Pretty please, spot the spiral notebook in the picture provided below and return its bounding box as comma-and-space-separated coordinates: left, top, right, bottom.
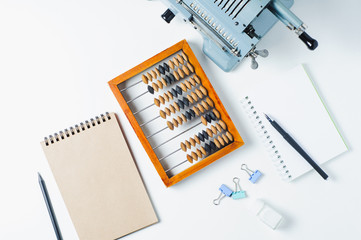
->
241, 66, 348, 181
41, 112, 158, 239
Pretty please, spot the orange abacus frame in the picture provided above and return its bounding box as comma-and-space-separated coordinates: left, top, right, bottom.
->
108, 40, 244, 187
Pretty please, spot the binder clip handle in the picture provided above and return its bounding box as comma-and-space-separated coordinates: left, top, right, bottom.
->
213, 192, 226, 205
233, 177, 241, 192
241, 164, 254, 177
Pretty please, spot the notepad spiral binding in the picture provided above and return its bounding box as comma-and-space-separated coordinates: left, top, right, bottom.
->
241, 97, 292, 181
44, 112, 111, 146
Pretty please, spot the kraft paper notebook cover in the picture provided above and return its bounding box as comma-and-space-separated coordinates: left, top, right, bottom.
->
241, 66, 348, 181
41, 112, 158, 240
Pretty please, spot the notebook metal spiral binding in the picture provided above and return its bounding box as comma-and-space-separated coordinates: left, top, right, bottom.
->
241, 96, 292, 181
44, 112, 111, 146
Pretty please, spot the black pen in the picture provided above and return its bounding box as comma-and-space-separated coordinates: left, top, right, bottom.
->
264, 114, 328, 180
38, 173, 63, 240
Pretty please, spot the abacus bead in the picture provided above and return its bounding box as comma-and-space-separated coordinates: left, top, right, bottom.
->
206, 98, 214, 108
189, 109, 196, 117
161, 77, 167, 86
158, 65, 165, 74
165, 108, 171, 116
210, 141, 217, 151
201, 101, 209, 110
185, 111, 192, 120
182, 65, 190, 75
172, 57, 180, 67
177, 54, 184, 65
212, 109, 221, 119
222, 134, 229, 144
181, 114, 187, 122
155, 68, 161, 77
198, 132, 204, 142
181, 142, 187, 152
146, 72, 152, 82
226, 132, 234, 142
165, 75, 171, 85
163, 62, 170, 72
191, 151, 198, 161
206, 128, 213, 138
199, 85, 207, 96
195, 89, 203, 98
159, 96, 166, 104
191, 92, 198, 101
156, 80, 163, 89
180, 83, 187, 92
193, 75, 201, 84
167, 90, 174, 100
202, 130, 209, 140
218, 136, 225, 146
215, 123, 222, 132
168, 60, 175, 69
178, 68, 185, 78
209, 112, 217, 121
154, 98, 160, 107
163, 93, 170, 102
211, 125, 217, 134
169, 105, 176, 113
142, 74, 148, 84
177, 116, 183, 125
171, 88, 178, 98
196, 149, 202, 158
187, 62, 194, 73
194, 135, 200, 144
189, 138, 196, 147
160, 110, 166, 119
169, 73, 176, 83
183, 97, 190, 106
200, 146, 207, 155
181, 51, 188, 62
205, 114, 212, 123
173, 71, 180, 81
148, 85, 154, 94
185, 80, 192, 90
188, 77, 196, 86
219, 120, 227, 130
197, 103, 205, 113
214, 138, 221, 148
201, 116, 207, 125
187, 154, 193, 163
176, 85, 183, 95
185, 140, 191, 149
187, 94, 194, 104
193, 106, 200, 116
178, 100, 185, 109
150, 70, 157, 79
152, 82, 159, 92
204, 143, 211, 153
167, 121, 174, 130
173, 102, 180, 111
172, 118, 179, 127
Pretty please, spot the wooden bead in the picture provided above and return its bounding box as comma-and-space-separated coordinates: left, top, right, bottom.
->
154, 98, 160, 107
191, 151, 198, 161
173, 71, 180, 81
195, 89, 203, 98
178, 68, 185, 79
215, 123, 222, 132
214, 138, 221, 148
172, 118, 179, 127
185, 80, 192, 90
197, 103, 205, 113
196, 149, 202, 158
181, 113, 187, 123
159, 95, 165, 104
177, 54, 184, 65
150, 70, 157, 79
217, 136, 225, 146
173, 102, 180, 111
180, 82, 187, 92
152, 82, 159, 92
160, 110, 166, 119
182, 65, 190, 75
191, 92, 198, 101
177, 116, 183, 125
212, 109, 220, 119
168, 60, 175, 70
201, 116, 207, 126
185, 140, 191, 149
211, 125, 217, 134
189, 137, 196, 147
188, 77, 196, 86
167, 121, 174, 130
156, 80, 163, 89
187, 154, 193, 163
163, 93, 169, 102
193, 75, 201, 84
199, 146, 207, 155
201, 101, 209, 110
187, 94, 194, 104
181, 142, 187, 152
165, 108, 171, 116
226, 132, 233, 142
161, 77, 167, 87
155, 68, 161, 77
141, 74, 148, 84
187, 62, 194, 73
146, 72, 152, 82
222, 134, 229, 144
168, 105, 175, 114
172, 57, 180, 67
181, 51, 188, 62
167, 91, 174, 100
206, 128, 213, 138
206, 98, 214, 108
199, 85, 207, 96
218, 120, 227, 130
193, 106, 200, 116
194, 135, 200, 144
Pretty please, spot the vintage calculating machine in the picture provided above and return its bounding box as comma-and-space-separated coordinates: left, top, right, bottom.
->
156, 0, 318, 71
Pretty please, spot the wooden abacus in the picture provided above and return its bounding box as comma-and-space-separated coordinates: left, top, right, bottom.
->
108, 40, 244, 187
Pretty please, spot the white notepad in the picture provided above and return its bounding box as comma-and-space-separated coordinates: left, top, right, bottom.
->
241, 66, 348, 181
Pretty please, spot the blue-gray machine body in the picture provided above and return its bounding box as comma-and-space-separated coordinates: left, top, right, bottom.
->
158, 0, 318, 71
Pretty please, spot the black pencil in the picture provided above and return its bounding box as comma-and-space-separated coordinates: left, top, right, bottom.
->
38, 173, 63, 240
264, 114, 328, 180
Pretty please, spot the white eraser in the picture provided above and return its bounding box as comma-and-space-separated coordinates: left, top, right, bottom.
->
250, 200, 283, 230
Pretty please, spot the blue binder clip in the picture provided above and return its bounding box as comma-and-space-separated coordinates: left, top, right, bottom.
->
232, 177, 246, 199
213, 184, 233, 205
241, 164, 262, 184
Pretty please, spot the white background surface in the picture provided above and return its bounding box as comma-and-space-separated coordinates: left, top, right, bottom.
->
1, 0, 360, 239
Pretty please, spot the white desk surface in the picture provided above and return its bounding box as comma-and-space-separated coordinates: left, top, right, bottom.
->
1, 0, 361, 239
